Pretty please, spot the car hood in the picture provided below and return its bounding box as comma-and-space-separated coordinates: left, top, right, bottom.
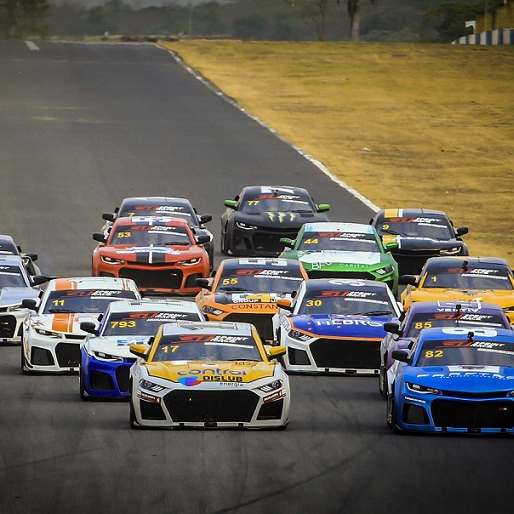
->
235, 211, 328, 229
30, 313, 101, 335
404, 365, 514, 393
100, 245, 205, 263
88, 335, 153, 357
290, 314, 391, 338
0, 287, 38, 307
145, 360, 276, 383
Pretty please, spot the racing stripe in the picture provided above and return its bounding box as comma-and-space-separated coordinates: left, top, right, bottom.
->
152, 251, 166, 264
384, 209, 400, 219
54, 279, 76, 291
52, 314, 74, 333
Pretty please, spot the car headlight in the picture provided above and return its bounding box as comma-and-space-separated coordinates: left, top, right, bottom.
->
178, 257, 201, 265
439, 247, 461, 256
203, 305, 225, 316
289, 329, 312, 342
35, 328, 61, 338
375, 265, 394, 276
139, 379, 167, 393
236, 222, 258, 230
258, 380, 283, 393
101, 255, 125, 265
93, 351, 123, 362
406, 382, 440, 395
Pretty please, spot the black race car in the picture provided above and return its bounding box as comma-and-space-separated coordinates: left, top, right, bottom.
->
0, 234, 41, 276
101, 196, 214, 269
220, 185, 330, 256
370, 208, 468, 275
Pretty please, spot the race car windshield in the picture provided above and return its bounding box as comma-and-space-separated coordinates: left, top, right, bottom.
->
152, 334, 262, 362
43, 290, 138, 314
110, 225, 193, 246
242, 193, 314, 213
216, 269, 304, 293
297, 232, 379, 252
102, 311, 203, 336
422, 267, 513, 290
0, 266, 28, 288
378, 218, 454, 239
299, 290, 395, 316
415, 339, 514, 368
405, 312, 508, 337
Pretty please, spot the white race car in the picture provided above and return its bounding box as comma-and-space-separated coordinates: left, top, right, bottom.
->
0, 255, 51, 344
79, 298, 206, 400
129, 321, 289, 429
21, 277, 141, 374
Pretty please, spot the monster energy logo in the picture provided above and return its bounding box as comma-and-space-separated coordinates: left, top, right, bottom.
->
267, 212, 297, 222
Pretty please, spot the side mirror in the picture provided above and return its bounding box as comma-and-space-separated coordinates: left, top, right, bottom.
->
400, 275, 418, 286
276, 298, 293, 311
31, 275, 54, 286
93, 232, 107, 244
25, 253, 38, 261
80, 321, 98, 336
196, 235, 210, 245
455, 227, 469, 237
22, 299, 38, 311
102, 212, 115, 222
384, 321, 402, 335
196, 278, 211, 290
383, 240, 399, 251
224, 200, 237, 209
268, 346, 286, 359
317, 203, 330, 212
199, 214, 212, 224
129, 343, 149, 359
391, 350, 410, 363
280, 238, 294, 246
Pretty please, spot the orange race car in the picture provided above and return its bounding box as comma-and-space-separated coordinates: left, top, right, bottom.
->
401, 256, 514, 323
92, 216, 210, 296
195, 257, 308, 342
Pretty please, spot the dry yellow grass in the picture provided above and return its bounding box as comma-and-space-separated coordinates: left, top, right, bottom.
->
160, 41, 514, 266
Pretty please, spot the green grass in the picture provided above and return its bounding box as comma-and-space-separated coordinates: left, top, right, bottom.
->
160, 41, 514, 266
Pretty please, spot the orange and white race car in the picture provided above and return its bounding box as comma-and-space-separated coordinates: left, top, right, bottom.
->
195, 257, 308, 342
92, 216, 210, 296
21, 276, 141, 373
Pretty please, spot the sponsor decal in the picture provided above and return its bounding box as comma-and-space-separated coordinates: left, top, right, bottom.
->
178, 376, 202, 387
263, 389, 286, 404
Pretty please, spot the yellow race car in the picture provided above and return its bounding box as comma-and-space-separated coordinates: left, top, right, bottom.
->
401, 256, 514, 323
195, 257, 308, 342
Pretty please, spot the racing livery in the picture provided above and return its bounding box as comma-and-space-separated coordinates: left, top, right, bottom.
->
0, 255, 51, 343
387, 327, 514, 434
129, 321, 289, 429
279, 222, 399, 295
79, 299, 205, 400
400, 256, 514, 323
21, 277, 141, 374
379, 300, 512, 397
195, 258, 308, 342
101, 196, 214, 269
220, 185, 330, 256
273, 278, 402, 374
92, 216, 210, 296
371, 208, 469, 275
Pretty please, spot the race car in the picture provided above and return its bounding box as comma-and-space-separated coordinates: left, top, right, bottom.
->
0, 255, 52, 344
128, 321, 289, 429
195, 257, 308, 343
273, 278, 402, 374
220, 185, 330, 257
379, 300, 512, 397
386, 327, 514, 434
100, 196, 214, 269
92, 216, 210, 296
79, 299, 205, 400
21, 277, 141, 374
0, 234, 41, 276
279, 222, 399, 295
400, 256, 514, 322
370, 208, 469, 275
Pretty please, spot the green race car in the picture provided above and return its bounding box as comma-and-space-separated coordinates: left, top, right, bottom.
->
279, 222, 399, 295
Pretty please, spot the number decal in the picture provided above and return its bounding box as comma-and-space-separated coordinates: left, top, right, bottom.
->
306, 299, 322, 307
222, 278, 238, 285
110, 321, 136, 329
52, 299, 65, 307
414, 321, 433, 330
117, 231, 132, 238
303, 238, 319, 245
424, 350, 443, 358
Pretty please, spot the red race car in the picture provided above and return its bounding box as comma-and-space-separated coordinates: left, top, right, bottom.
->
92, 216, 210, 296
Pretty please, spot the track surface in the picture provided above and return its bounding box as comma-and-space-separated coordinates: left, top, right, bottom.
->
0, 41, 512, 514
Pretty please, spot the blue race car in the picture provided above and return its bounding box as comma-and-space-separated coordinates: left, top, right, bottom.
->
379, 301, 512, 397
387, 327, 514, 434
79, 299, 205, 400
273, 278, 402, 375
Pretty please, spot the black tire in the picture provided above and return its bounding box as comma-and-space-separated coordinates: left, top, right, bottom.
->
386, 390, 403, 434
220, 227, 229, 255
129, 398, 143, 430
379, 364, 387, 398
20, 340, 30, 374
79, 370, 89, 401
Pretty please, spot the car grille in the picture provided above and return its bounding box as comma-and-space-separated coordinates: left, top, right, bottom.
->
163, 390, 259, 422
56, 342, 81, 367
224, 313, 275, 341
91, 370, 115, 390
307, 270, 376, 281
119, 268, 183, 290
0, 315, 17, 339
116, 363, 134, 392
310, 338, 380, 370
431, 399, 514, 429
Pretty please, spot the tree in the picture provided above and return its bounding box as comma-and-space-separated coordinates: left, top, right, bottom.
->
283, 0, 333, 41
337, 0, 377, 41
0, 0, 49, 38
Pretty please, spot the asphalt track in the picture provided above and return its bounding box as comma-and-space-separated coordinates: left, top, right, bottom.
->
0, 40, 512, 514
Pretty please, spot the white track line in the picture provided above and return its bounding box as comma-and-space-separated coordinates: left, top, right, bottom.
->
25, 41, 39, 51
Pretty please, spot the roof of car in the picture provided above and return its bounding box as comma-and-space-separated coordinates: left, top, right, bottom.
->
376, 208, 449, 219
219, 257, 302, 271
159, 321, 256, 337
303, 277, 390, 291
406, 300, 506, 314
424, 256, 510, 270
106, 299, 202, 314
47, 277, 139, 292
112, 215, 191, 228
302, 222, 375, 234
240, 185, 310, 195
119, 197, 194, 208
416, 326, 514, 342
